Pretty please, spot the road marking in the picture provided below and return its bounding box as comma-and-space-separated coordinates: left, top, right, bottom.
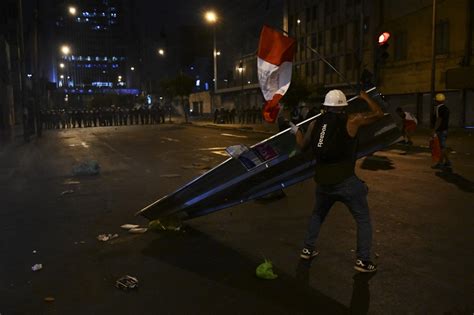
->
161, 137, 180, 142
211, 150, 229, 157
197, 147, 227, 151
220, 133, 248, 138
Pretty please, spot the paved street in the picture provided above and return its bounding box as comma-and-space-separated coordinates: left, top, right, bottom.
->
0, 123, 473, 314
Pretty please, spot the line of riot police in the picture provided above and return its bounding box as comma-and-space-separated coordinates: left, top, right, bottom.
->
40, 105, 167, 130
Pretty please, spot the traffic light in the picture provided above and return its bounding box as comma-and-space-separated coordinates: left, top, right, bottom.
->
376, 32, 391, 63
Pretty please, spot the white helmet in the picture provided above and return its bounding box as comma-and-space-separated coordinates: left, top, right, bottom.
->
323, 89, 348, 107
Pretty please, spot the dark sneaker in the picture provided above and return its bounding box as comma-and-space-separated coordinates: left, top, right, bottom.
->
431, 163, 443, 169
300, 248, 319, 260
443, 161, 452, 168
354, 259, 377, 273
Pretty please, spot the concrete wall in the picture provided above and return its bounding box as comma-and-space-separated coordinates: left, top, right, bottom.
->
189, 91, 212, 114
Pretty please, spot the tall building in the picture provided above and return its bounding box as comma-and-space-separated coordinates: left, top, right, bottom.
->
285, 0, 378, 93
51, 0, 139, 105
284, 0, 474, 127
0, 0, 25, 134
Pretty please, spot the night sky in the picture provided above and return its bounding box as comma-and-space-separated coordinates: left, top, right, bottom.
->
23, 0, 283, 81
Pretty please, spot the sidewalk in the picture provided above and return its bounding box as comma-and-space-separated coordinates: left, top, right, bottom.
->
181, 116, 474, 154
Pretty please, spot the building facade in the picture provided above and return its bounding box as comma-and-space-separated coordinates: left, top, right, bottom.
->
51, 0, 139, 106
378, 0, 474, 127
285, 0, 474, 127
0, 0, 25, 135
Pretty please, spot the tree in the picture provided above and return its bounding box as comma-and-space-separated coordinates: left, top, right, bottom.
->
159, 74, 194, 123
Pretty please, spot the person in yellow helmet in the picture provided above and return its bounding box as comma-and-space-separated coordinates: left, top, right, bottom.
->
432, 93, 451, 169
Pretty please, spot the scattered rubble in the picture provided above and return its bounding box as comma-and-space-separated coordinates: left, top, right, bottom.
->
72, 160, 100, 176
31, 264, 43, 272
148, 217, 182, 232
129, 227, 148, 234
63, 179, 81, 185
116, 275, 139, 291
97, 234, 119, 242
120, 224, 140, 230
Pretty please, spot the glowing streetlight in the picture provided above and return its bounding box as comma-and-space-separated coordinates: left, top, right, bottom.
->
216, 51, 221, 56
130, 66, 135, 71
59, 63, 65, 69
68, 6, 77, 16
205, 11, 217, 23
61, 45, 71, 55
60, 75, 64, 79
158, 48, 165, 56
204, 10, 219, 94
297, 19, 301, 24
118, 75, 122, 81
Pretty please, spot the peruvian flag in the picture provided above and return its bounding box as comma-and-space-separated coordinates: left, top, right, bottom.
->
257, 25, 296, 123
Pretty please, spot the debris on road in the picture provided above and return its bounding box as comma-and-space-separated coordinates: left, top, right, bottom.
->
375, 252, 380, 258
44, 297, 55, 303
148, 217, 182, 232
32, 264, 43, 272
63, 179, 81, 185
97, 233, 119, 242
60, 190, 74, 196
115, 275, 139, 291
120, 224, 140, 230
160, 174, 181, 178
129, 227, 148, 234
72, 160, 100, 176
256, 260, 278, 280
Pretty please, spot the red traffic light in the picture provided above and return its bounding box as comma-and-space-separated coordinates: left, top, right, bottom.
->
378, 32, 391, 45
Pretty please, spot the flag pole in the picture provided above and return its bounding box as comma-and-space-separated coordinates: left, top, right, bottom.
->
277, 27, 357, 92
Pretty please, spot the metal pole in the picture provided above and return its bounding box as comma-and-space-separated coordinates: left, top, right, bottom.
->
429, 0, 437, 128
213, 25, 218, 93
34, 0, 41, 137
279, 28, 356, 91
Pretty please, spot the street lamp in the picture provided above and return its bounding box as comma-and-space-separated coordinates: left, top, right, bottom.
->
61, 45, 71, 55
59, 63, 65, 69
238, 62, 244, 111
158, 48, 165, 56
205, 11, 217, 23
68, 6, 77, 16
204, 10, 218, 94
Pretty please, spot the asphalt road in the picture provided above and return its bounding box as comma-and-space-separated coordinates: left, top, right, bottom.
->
0, 124, 473, 314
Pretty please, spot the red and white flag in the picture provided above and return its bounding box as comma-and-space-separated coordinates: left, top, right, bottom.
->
257, 25, 296, 123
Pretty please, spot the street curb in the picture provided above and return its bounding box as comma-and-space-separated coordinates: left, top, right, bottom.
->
185, 122, 276, 135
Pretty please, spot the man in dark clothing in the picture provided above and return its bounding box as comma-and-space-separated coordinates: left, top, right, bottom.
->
291, 90, 383, 273
431, 93, 451, 169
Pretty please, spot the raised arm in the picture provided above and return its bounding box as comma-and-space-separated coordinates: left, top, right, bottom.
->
347, 91, 384, 137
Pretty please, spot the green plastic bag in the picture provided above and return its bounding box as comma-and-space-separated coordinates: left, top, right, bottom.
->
256, 259, 278, 280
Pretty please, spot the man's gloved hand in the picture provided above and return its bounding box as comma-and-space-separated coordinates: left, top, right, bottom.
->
289, 122, 299, 135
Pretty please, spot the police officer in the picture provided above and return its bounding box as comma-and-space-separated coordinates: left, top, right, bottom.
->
291, 90, 383, 273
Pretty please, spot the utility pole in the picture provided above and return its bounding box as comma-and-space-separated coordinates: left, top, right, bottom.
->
429, 0, 437, 128
17, 0, 29, 141
33, 0, 41, 137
